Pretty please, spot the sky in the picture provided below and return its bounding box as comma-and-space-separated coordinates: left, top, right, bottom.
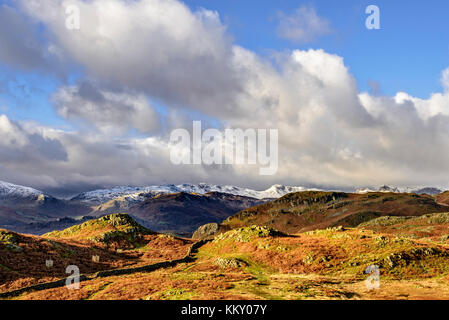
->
185, 0, 449, 98
1, 0, 449, 196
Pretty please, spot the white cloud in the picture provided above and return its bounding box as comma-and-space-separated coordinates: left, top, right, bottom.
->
441, 67, 449, 91
0, 115, 67, 167
20, 0, 240, 117
0, 115, 29, 148
276, 5, 332, 43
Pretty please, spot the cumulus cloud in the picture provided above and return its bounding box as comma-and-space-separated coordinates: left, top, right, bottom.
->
53, 82, 161, 135
20, 0, 244, 118
0, 115, 67, 166
1, 0, 449, 193
276, 5, 332, 43
387, 70, 449, 120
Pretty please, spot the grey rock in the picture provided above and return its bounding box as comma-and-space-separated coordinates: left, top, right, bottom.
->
192, 223, 220, 239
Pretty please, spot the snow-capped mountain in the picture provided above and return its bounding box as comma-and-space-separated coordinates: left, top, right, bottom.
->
256, 185, 321, 199
355, 185, 400, 194
0, 179, 446, 236
355, 185, 443, 195
407, 187, 443, 195
72, 183, 319, 204
0, 180, 46, 200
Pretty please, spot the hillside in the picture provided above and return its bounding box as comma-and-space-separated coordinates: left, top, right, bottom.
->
0, 181, 91, 234
5, 220, 449, 300
358, 212, 449, 241
436, 191, 449, 206
221, 191, 449, 234
0, 214, 193, 294
2, 188, 449, 300
125, 192, 265, 236
44, 214, 154, 248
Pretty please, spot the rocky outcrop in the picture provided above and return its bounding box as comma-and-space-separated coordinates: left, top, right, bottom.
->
0, 230, 23, 252
192, 223, 220, 239
213, 225, 285, 243
213, 257, 248, 269
44, 213, 154, 249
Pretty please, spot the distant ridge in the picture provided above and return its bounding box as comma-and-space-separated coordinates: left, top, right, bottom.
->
356, 185, 443, 195
0, 181, 46, 199
71, 183, 320, 204
0, 180, 444, 204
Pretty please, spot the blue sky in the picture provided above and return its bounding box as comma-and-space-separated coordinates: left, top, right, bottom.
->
184, 0, 449, 97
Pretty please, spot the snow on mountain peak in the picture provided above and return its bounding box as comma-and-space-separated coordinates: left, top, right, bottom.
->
72, 183, 319, 204
355, 185, 442, 195
0, 179, 444, 205
259, 185, 320, 199
0, 181, 45, 199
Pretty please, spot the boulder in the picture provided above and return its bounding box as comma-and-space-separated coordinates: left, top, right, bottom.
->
213, 257, 248, 269
192, 223, 220, 239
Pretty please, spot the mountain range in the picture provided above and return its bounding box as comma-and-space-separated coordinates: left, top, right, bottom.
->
1, 181, 296, 235
71, 183, 317, 204
0, 180, 446, 236
355, 185, 443, 195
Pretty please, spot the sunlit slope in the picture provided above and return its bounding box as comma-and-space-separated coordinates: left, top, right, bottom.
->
11, 224, 449, 300
222, 191, 448, 234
